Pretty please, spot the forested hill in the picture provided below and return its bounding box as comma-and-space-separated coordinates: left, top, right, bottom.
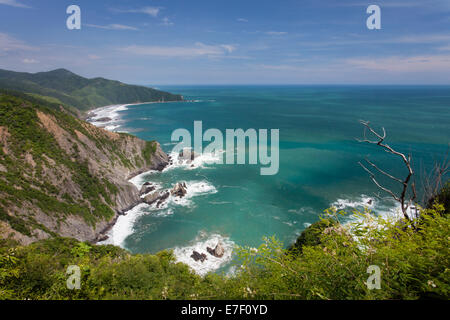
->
0, 68, 183, 112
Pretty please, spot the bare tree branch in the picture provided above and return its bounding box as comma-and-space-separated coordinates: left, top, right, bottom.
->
358, 161, 400, 202
357, 120, 416, 222
364, 157, 404, 184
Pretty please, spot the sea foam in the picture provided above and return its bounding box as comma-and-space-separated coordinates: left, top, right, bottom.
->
164, 149, 225, 171
99, 203, 150, 247
87, 104, 130, 132
172, 231, 235, 276
100, 180, 218, 248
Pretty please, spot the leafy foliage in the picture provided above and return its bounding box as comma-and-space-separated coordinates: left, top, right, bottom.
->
0, 204, 448, 300
287, 217, 338, 255
427, 181, 450, 216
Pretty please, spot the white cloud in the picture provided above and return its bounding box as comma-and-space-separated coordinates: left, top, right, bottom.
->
259, 64, 302, 71
88, 54, 101, 60
336, 0, 448, 8
237, 18, 248, 22
346, 55, 450, 72
160, 17, 174, 26
219, 45, 236, 53
438, 45, 450, 51
85, 24, 139, 31
119, 42, 236, 58
22, 58, 38, 64
113, 6, 161, 17
0, 33, 37, 52
0, 0, 30, 8
394, 34, 450, 44
139, 7, 160, 16
265, 31, 288, 36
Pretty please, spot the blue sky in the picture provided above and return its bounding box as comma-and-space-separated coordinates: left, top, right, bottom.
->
0, 0, 449, 84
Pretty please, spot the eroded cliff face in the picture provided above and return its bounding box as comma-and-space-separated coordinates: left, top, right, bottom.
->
0, 93, 169, 244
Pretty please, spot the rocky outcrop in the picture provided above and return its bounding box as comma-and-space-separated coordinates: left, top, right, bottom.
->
171, 182, 187, 198
179, 148, 198, 161
190, 242, 225, 263
140, 181, 188, 210
207, 242, 225, 258
191, 251, 207, 263
143, 191, 170, 208
140, 182, 156, 195
95, 117, 112, 122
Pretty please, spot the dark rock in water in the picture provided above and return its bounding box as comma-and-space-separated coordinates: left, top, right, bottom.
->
367, 199, 373, 205
171, 182, 187, 198
96, 234, 109, 242
140, 182, 155, 195
191, 251, 207, 262
143, 190, 169, 207
142, 186, 155, 194
96, 117, 112, 122
206, 242, 225, 258
179, 148, 197, 161
156, 191, 170, 208
143, 192, 160, 205
154, 163, 167, 171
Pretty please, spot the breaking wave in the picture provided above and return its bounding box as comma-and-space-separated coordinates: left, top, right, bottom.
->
172, 231, 235, 276
100, 180, 217, 247
330, 194, 403, 222
164, 149, 225, 171
87, 104, 130, 132
99, 203, 150, 247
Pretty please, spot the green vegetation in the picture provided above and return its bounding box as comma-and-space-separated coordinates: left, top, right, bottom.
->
1, 201, 448, 300
0, 81, 447, 300
427, 181, 450, 216
142, 140, 158, 166
0, 92, 155, 236
287, 216, 338, 255
0, 68, 183, 111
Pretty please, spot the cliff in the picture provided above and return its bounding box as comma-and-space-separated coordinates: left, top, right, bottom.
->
0, 92, 169, 244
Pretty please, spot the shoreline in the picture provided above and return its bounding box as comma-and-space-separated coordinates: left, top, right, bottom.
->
82, 99, 190, 121
94, 164, 169, 244
84, 100, 176, 244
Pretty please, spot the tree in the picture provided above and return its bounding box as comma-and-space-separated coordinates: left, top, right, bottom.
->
357, 120, 417, 221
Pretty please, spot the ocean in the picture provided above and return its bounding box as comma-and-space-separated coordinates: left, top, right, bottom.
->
89, 85, 450, 275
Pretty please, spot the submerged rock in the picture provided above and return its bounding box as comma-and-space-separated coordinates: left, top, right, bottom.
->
191, 251, 207, 263
206, 241, 225, 258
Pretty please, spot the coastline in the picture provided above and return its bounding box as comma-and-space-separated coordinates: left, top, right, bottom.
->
93, 159, 169, 244
82, 99, 190, 121
84, 101, 174, 244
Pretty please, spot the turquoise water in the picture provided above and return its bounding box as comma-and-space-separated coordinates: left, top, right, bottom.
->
98, 86, 450, 274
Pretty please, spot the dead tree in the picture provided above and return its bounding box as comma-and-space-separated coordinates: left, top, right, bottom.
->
357, 120, 417, 222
